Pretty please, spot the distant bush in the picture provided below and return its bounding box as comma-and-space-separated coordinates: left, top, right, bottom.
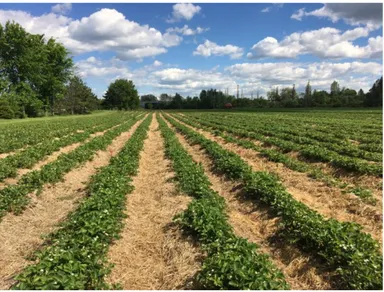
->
0, 99, 14, 119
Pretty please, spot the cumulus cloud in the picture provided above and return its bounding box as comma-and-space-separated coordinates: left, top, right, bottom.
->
247, 27, 382, 59
291, 3, 383, 29
149, 67, 236, 94
0, 8, 182, 61
153, 60, 163, 67
166, 25, 209, 36
76, 56, 382, 97
75, 57, 132, 79
51, 3, 72, 15
194, 40, 244, 59
147, 61, 381, 96
226, 61, 382, 91
167, 3, 201, 23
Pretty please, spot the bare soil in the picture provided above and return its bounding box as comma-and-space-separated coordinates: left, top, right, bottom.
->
106, 114, 202, 289
162, 115, 334, 290
169, 114, 383, 247
0, 117, 146, 289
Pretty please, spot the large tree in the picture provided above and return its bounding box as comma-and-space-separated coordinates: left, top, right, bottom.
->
103, 79, 139, 110
140, 94, 157, 102
0, 21, 73, 117
365, 77, 383, 107
55, 76, 99, 114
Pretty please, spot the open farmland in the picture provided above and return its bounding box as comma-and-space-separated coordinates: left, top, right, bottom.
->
0, 109, 382, 290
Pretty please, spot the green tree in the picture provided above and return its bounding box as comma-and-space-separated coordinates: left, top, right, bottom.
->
304, 80, 312, 107
39, 38, 73, 115
55, 76, 99, 114
330, 80, 340, 96
0, 21, 73, 117
140, 94, 157, 102
103, 79, 139, 110
171, 93, 183, 109
365, 77, 383, 107
280, 86, 299, 107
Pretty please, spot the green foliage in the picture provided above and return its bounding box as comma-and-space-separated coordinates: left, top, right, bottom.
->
55, 76, 99, 115
103, 79, 140, 110
0, 98, 14, 118
365, 77, 383, 107
13, 114, 152, 289
157, 114, 289, 290
0, 113, 136, 181
184, 112, 382, 176
165, 113, 383, 290
173, 113, 376, 203
0, 113, 143, 218
0, 21, 73, 117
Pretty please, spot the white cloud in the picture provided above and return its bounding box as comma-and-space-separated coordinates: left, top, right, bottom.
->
225, 61, 382, 93
0, 8, 182, 61
261, 4, 283, 13
261, 7, 271, 13
167, 3, 201, 23
146, 61, 381, 96
291, 3, 383, 29
75, 57, 132, 79
166, 25, 209, 36
194, 40, 244, 59
75, 56, 382, 97
247, 27, 382, 59
51, 3, 72, 15
150, 67, 237, 95
291, 8, 305, 21
153, 60, 163, 67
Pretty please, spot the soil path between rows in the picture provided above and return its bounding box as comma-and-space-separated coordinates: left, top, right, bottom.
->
0, 122, 125, 189
106, 114, 202, 290
162, 114, 333, 290
0, 116, 146, 289
169, 114, 382, 246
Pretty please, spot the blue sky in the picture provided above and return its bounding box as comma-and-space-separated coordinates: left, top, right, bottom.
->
0, 2, 382, 97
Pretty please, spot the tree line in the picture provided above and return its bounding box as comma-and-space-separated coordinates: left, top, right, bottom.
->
141, 77, 382, 110
0, 21, 140, 119
0, 21, 381, 118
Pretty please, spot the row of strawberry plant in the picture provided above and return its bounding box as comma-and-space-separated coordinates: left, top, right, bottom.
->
191, 111, 382, 142
0, 113, 143, 181
165, 114, 382, 290
172, 114, 375, 204
187, 112, 382, 155
0, 112, 132, 154
0, 113, 144, 219
12, 114, 152, 289
183, 114, 382, 176
157, 114, 289, 290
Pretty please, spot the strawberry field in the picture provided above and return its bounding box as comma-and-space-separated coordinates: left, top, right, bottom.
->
0, 109, 382, 290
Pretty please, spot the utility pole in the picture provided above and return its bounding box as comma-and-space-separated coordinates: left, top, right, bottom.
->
236, 84, 239, 99
241, 88, 243, 98
251, 91, 253, 99
257, 88, 260, 99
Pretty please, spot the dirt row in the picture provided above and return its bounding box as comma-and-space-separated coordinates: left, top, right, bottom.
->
161, 114, 334, 290
177, 114, 383, 196
1, 112, 379, 290
0, 116, 146, 289
106, 114, 202, 289
0, 121, 128, 189
168, 114, 383, 246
